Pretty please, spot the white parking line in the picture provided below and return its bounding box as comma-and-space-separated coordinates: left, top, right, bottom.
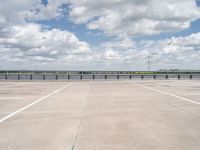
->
135, 82, 200, 105
0, 83, 73, 123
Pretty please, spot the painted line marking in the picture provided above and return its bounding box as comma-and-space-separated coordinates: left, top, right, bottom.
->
135, 82, 200, 105
0, 98, 24, 100
0, 83, 73, 123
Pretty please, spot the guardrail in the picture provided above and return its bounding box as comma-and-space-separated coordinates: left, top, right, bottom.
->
0, 73, 199, 80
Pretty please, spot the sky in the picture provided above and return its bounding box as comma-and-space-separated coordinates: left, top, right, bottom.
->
0, 0, 200, 71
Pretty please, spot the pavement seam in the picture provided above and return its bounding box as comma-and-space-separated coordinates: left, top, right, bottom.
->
71, 82, 91, 150
0, 83, 73, 123
170, 104, 200, 119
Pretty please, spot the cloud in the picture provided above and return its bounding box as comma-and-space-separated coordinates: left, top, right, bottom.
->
104, 49, 121, 60
0, 0, 94, 67
101, 37, 135, 50
0, 0, 200, 70
0, 0, 69, 26
3, 0, 198, 38
139, 33, 200, 69
7, 0, 198, 37
27, 0, 70, 20
0, 0, 39, 26
69, 0, 200, 37
0, 23, 91, 63
156, 32, 200, 54
96, 32, 200, 70
2, 0, 199, 37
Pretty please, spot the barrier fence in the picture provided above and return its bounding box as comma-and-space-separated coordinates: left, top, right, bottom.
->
0, 71, 200, 80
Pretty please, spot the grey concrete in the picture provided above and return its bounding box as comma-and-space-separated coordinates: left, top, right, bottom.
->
0, 81, 200, 150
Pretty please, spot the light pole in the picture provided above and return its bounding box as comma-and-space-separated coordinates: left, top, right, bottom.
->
147, 50, 157, 71
147, 52, 151, 71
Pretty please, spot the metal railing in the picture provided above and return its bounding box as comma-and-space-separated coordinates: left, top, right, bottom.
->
0, 71, 200, 80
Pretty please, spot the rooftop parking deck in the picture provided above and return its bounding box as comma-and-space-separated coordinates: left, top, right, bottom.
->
0, 80, 200, 150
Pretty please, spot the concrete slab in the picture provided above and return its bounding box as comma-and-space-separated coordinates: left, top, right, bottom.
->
0, 81, 199, 150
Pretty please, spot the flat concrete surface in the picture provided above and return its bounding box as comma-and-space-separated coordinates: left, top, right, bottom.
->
0, 80, 200, 150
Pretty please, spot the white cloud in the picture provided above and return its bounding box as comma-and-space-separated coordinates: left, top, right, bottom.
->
104, 49, 121, 60
2, 0, 198, 38
69, 0, 200, 36
0, 0, 93, 67
0, 0, 39, 26
0, 0, 69, 26
0, 23, 91, 63
157, 32, 200, 54
101, 37, 135, 50
0, 0, 200, 70
95, 32, 200, 70
2, 0, 199, 37
27, 0, 70, 20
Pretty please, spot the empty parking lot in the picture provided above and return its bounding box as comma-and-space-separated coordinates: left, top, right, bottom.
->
0, 80, 200, 150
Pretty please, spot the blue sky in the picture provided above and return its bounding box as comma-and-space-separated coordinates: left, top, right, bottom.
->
0, 0, 200, 71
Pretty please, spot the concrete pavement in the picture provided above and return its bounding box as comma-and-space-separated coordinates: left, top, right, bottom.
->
0, 80, 200, 150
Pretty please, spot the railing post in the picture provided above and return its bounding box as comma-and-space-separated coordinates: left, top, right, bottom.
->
190, 74, 192, 80
93, 74, 95, 80
43, 74, 45, 80
105, 75, 107, 80
178, 74, 180, 80
5, 74, 8, 80
6, 71, 8, 80
18, 74, 20, 80
30, 74, 33, 80
68, 74, 70, 80
153, 74, 156, 79
166, 74, 168, 80
117, 74, 119, 80
56, 75, 58, 80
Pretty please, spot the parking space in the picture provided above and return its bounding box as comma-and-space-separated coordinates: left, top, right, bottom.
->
0, 80, 200, 150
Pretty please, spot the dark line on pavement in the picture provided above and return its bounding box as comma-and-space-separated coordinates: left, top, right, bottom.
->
71, 82, 91, 150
